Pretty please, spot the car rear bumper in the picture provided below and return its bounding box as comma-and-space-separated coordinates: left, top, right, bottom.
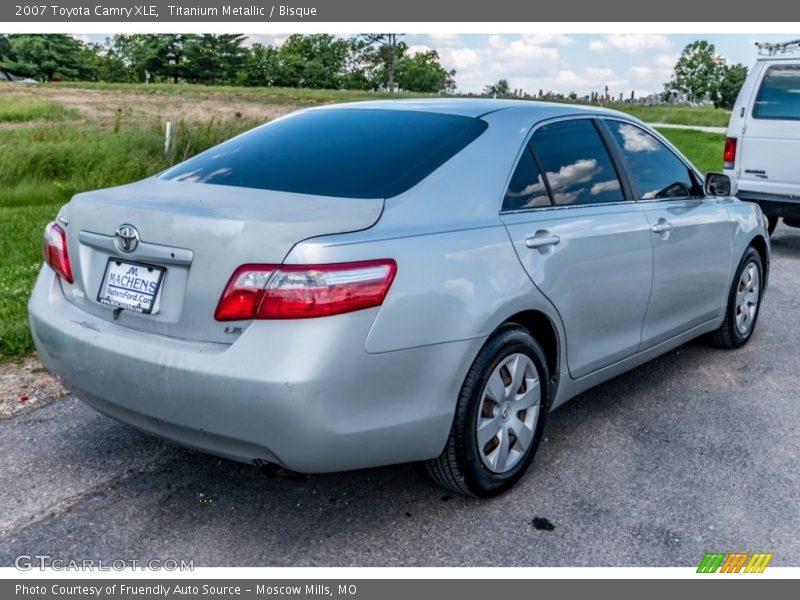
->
28, 267, 482, 473
737, 190, 800, 219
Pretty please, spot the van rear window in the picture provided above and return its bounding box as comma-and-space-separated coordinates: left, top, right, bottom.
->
159, 108, 487, 198
753, 65, 800, 120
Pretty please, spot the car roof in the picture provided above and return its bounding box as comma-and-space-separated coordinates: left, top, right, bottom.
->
313, 98, 636, 121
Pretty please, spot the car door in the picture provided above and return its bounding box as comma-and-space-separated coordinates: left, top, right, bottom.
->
501, 117, 654, 380
737, 62, 800, 198
601, 119, 733, 349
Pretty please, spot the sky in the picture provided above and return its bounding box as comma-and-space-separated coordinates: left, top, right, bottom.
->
79, 33, 797, 97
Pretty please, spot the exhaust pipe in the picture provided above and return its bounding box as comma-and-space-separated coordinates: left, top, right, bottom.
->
254, 459, 310, 482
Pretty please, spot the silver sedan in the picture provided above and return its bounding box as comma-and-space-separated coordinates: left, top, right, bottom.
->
29, 100, 769, 497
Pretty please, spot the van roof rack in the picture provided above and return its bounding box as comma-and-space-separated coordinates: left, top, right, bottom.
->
756, 39, 800, 56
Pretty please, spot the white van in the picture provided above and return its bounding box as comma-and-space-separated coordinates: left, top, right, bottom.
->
725, 40, 800, 235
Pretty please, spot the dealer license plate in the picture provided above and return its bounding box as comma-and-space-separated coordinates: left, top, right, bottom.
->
97, 259, 165, 314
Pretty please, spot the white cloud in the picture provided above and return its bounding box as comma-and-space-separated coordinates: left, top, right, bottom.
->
654, 53, 679, 68
591, 179, 621, 195
438, 47, 481, 71
406, 44, 432, 56
521, 34, 576, 47
589, 34, 671, 54
436, 35, 566, 92
245, 34, 289, 48
546, 159, 600, 191
427, 34, 464, 47
629, 66, 653, 79
617, 124, 660, 153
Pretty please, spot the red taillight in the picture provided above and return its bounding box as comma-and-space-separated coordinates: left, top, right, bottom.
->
723, 137, 737, 169
214, 260, 397, 321
42, 222, 73, 284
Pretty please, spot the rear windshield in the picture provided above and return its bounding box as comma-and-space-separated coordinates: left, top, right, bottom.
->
753, 65, 800, 120
159, 108, 488, 198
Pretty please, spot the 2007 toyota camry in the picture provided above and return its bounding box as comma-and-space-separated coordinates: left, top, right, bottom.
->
29, 100, 769, 497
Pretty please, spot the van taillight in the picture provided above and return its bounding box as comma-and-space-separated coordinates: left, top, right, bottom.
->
42, 222, 73, 284
215, 260, 397, 321
723, 137, 737, 170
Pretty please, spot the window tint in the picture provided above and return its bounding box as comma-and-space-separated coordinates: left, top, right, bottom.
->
753, 65, 800, 120
606, 120, 699, 200
529, 119, 623, 206
160, 109, 487, 199
502, 148, 551, 211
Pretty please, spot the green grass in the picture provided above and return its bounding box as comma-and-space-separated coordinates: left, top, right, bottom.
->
657, 128, 725, 173
608, 103, 730, 128
0, 97, 79, 122
0, 81, 730, 361
0, 110, 258, 360
0, 203, 61, 358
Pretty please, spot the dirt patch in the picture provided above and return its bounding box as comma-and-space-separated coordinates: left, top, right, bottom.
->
0, 85, 296, 125
0, 357, 67, 418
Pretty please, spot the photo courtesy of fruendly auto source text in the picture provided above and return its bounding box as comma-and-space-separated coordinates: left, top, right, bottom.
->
0, 0, 798, 596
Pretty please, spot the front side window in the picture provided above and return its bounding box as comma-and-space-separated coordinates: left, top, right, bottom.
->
753, 65, 800, 120
529, 119, 623, 206
502, 148, 551, 211
605, 120, 700, 200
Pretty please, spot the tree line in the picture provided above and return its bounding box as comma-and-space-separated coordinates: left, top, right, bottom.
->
0, 35, 751, 109
0, 34, 456, 93
484, 40, 749, 110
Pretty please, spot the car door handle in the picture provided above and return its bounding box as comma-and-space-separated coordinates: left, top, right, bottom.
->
651, 220, 673, 234
526, 232, 561, 249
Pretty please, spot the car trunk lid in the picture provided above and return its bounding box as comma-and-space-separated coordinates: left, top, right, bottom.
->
57, 177, 384, 344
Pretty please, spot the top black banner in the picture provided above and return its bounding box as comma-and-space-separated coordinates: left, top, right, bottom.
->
2, 0, 800, 22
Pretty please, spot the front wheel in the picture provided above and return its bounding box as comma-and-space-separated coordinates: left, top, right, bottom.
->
426, 325, 549, 498
711, 246, 763, 349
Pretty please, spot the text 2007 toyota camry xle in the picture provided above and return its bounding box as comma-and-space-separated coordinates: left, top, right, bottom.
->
29, 100, 769, 497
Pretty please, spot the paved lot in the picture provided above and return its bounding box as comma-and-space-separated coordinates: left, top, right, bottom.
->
1, 226, 799, 567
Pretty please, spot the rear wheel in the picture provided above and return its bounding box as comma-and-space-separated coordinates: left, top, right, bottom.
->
766, 216, 778, 236
426, 325, 549, 498
711, 246, 763, 349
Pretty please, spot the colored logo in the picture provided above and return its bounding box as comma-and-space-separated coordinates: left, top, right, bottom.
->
697, 552, 773, 573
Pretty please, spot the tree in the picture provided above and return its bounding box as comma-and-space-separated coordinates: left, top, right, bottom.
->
483, 79, 510, 98
718, 63, 748, 109
394, 50, 455, 93
665, 40, 725, 103
243, 43, 280, 87
0, 34, 93, 81
360, 34, 403, 91
274, 34, 352, 89
112, 34, 185, 83
182, 34, 247, 85
0, 36, 11, 62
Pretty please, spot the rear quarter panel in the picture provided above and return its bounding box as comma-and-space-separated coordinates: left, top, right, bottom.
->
285, 106, 569, 357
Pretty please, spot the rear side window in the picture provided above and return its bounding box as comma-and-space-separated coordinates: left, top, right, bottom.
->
753, 65, 800, 120
502, 148, 551, 211
160, 109, 487, 199
605, 120, 701, 200
529, 119, 623, 206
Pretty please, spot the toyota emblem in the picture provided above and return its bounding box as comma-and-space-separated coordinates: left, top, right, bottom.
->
114, 224, 140, 253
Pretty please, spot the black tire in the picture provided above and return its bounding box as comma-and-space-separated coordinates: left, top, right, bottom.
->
710, 246, 763, 349
783, 218, 800, 229
766, 216, 778, 236
426, 325, 550, 498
